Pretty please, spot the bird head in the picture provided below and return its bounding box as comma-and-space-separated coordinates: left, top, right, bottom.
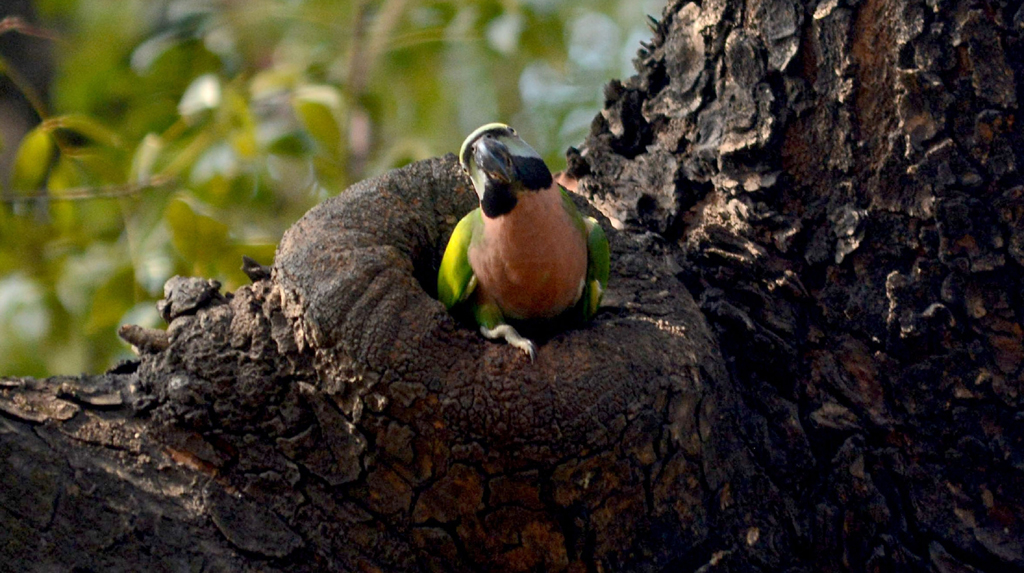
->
458, 123, 553, 218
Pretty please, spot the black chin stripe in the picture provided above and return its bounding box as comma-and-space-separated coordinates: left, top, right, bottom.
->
481, 180, 517, 217
514, 156, 553, 191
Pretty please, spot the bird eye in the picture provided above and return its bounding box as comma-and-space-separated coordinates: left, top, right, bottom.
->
509, 127, 516, 135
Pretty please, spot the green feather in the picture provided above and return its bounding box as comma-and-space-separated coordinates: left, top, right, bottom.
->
582, 216, 609, 320
472, 301, 505, 330
437, 209, 482, 309
558, 186, 609, 321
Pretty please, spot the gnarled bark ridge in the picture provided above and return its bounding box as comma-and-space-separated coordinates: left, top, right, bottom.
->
2, 0, 1023, 571
572, 0, 1023, 570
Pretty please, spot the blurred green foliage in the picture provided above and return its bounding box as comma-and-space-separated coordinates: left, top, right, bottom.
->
0, 0, 664, 376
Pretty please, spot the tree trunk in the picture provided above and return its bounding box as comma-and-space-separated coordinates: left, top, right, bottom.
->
2, 0, 1022, 571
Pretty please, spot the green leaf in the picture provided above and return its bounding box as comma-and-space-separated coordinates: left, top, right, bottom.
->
250, 67, 299, 100
84, 266, 136, 335
10, 126, 56, 191
130, 30, 185, 75
46, 156, 86, 191
225, 88, 258, 159
165, 197, 229, 266
43, 114, 123, 150
130, 133, 164, 183
292, 85, 344, 158
179, 74, 222, 121
267, 130, 315, 156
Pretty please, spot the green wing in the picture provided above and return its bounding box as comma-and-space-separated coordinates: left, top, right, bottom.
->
559, 187, 610, 321
438, 208, 481, 309
582, 216, 609, 319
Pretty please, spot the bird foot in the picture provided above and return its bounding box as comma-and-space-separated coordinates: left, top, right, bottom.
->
480, 324, 536, 361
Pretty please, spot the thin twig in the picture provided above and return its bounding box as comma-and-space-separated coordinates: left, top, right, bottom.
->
0, 16, 61, 42
0, 175, 175, 203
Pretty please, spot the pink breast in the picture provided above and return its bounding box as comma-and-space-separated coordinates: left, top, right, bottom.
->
469, 189, 587, 320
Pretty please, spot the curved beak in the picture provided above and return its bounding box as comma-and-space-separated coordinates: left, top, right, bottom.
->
473, 137, 514, 183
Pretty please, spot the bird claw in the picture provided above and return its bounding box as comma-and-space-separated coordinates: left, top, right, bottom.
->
480, 324, 536, 362
516, 339, 537, 362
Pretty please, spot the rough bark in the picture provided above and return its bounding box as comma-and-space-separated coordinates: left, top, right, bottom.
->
2, 0, 1023, 571
570, 0, 1024, 570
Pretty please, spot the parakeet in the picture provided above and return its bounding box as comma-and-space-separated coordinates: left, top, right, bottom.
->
437, 123, 610, 360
